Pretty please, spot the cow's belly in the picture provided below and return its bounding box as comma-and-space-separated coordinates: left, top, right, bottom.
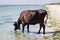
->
28, 19, 44, 25
28, 20, 39, 25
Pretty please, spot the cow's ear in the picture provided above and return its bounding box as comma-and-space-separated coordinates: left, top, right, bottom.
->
13, 22, 16, 25
14, 22, 17, 24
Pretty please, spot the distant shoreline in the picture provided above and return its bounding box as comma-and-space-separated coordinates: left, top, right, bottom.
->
0, 4, 59, 6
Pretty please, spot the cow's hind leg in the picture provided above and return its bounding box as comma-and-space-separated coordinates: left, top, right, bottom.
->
38, 24, 45, 34
27, 24, 29, 33
38, 24, 43, 34
43, 24, 45, 34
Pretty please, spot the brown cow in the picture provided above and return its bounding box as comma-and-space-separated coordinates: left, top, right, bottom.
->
13, 9, 48, 34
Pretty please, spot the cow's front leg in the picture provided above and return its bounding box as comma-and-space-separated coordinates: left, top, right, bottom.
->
27, 24, 29, 33
22, 24, 25, 33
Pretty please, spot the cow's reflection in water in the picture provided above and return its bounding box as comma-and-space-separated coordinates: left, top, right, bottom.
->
14, 31, 21, 40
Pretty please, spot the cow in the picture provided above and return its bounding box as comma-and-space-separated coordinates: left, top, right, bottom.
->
13, 9, 48, 34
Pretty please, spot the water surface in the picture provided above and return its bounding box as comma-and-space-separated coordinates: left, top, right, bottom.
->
0, 5, 45, 40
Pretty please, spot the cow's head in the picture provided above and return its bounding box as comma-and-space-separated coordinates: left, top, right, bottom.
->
13, 22, 20, 30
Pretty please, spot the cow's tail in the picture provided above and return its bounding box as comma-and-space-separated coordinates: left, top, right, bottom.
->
44, 12, 48, 25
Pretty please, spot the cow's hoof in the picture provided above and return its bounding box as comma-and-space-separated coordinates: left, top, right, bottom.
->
22, 31, 24, 33
22, 32, 24, 33
18, 28, 21, 30
27, 31, 29, 33
43, 32, 45, 34
38, 32, 40, 34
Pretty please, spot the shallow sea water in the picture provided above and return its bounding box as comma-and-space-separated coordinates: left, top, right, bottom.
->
0, 5, 46, 40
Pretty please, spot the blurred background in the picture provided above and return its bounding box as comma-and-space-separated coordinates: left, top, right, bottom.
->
0, 0, 60, 40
